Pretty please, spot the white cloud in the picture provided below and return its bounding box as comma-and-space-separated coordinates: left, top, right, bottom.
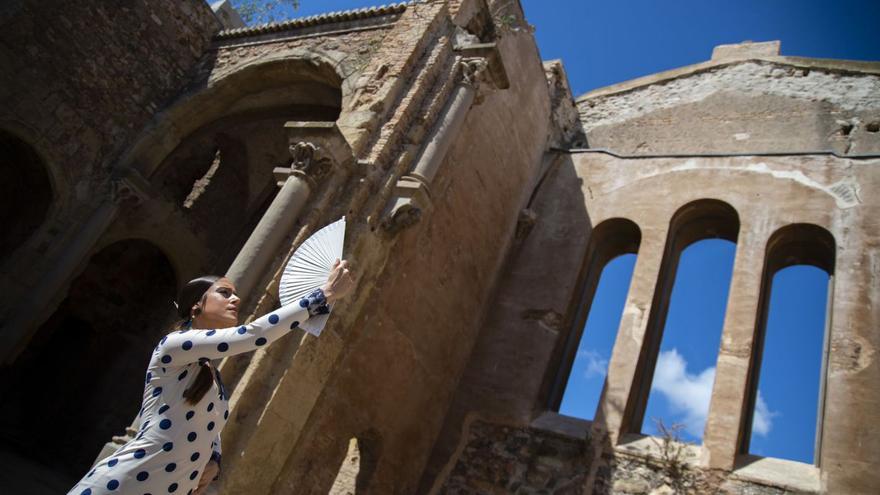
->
652, 349, 777, 439
752, 391, 778, 437
577, 349, 609, 379
652, 349, 715, 437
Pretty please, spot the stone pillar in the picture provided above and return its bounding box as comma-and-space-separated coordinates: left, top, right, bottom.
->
581, 224, 668, 491
224, 123, 340, 299
382, 43, 508, 233
702, 228, 767, 469
0, 169, 149, 364
592, 225, 668, 443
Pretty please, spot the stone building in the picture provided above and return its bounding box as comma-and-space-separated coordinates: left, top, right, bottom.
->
0, 1, 877, 494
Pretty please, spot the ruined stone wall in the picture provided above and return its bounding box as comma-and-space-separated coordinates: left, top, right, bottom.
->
436, 418, 794, 495
0, 0, 217, 203
0, 0, 218, 348
427, 147, 880, 493
577, 60, 880, 155
217, 5, 555, 491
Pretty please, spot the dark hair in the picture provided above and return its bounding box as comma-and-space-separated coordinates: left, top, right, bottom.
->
175, 275, 221, 404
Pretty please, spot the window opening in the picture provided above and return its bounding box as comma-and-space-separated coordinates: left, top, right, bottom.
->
640, 238, 736, 443
552, 218, 640, 420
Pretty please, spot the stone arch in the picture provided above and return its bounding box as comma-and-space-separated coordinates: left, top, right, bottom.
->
0, 239, 178, 478
623, 198, 740, 433
0, 128, 55, 259
120, 49, 348, 180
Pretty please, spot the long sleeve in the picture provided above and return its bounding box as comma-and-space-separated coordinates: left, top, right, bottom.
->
155, 288, 329, 366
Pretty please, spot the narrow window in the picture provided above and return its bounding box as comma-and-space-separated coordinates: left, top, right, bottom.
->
625, 199, 739, 444
553, 218, 640, 420
640, 238, 736, 443
743, 224, 834, 464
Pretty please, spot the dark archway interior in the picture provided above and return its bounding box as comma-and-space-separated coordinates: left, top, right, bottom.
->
0, 240, 177, 478
0, 130, 52, 259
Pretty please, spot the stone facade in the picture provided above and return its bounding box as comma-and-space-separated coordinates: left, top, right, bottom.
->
1, 1, 878, 494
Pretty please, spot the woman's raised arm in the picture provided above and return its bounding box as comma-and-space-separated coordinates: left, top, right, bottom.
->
155, 288, 329, 365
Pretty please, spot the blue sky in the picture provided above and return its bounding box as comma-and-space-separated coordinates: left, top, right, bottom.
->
231, 0, 875, 465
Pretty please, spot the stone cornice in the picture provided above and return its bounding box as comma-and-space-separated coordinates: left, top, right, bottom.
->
577, 56, 880, 102
213, 2, 415, 41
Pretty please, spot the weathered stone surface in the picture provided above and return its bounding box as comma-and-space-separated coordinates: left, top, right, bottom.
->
439, 419, 590, 494
578, 60, 880, 155
2, 2, 879, 494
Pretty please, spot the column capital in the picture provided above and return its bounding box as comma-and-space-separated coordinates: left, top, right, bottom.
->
276, 121, 354, 188
455, 42, 510, 95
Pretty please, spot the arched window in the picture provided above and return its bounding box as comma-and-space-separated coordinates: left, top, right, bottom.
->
626, 199, 739, 443
742, 224, 834, 464
0, 130, 53, 259
553, 218, 641, 420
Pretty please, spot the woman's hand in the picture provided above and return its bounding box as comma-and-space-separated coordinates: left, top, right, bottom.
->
321, 259, 355, 304
193, 460, 220, 495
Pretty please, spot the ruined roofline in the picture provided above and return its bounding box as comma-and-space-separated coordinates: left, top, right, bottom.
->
576, 48, 880, 102
214, 1, 417, 40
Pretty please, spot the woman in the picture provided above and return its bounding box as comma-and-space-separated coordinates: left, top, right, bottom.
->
67, 259, 354, 495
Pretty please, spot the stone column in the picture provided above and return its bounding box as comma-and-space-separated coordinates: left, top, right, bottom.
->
383, 43, 509, 233
702, 228, 766, 469
0, 169, 149, 364
592, 225, 668, 443
224, 123, 339, 299
581, 225, 669, 490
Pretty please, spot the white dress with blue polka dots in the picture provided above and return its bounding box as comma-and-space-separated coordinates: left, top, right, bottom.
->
67, 289, 329, 495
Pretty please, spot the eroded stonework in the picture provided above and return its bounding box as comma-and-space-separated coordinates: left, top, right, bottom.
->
1, 1, 878, 494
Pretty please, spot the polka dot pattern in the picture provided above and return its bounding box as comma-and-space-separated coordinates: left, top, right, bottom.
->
70, 298, 322, 494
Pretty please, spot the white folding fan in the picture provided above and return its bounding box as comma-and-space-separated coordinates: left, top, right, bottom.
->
278, 216, 346, 336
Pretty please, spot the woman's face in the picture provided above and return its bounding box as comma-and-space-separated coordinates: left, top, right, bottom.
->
193, 278, 240, 328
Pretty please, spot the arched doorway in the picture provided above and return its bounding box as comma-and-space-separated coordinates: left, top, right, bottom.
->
0, 239, 177, 480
